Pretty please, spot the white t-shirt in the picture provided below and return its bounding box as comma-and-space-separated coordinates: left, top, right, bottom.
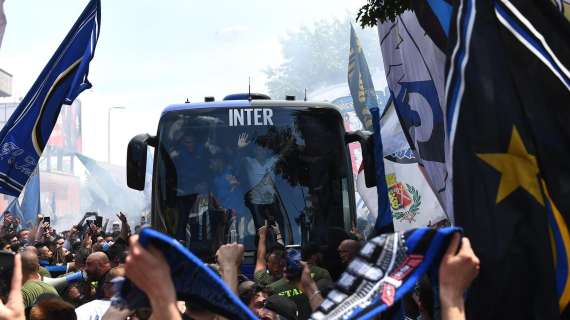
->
75, 299, 111, 320
244, 156, 279, 204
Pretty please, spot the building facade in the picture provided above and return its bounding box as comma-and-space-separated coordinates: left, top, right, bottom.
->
0, 99, 83, 224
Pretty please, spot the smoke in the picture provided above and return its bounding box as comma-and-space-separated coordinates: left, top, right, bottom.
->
74, 153, 149, 232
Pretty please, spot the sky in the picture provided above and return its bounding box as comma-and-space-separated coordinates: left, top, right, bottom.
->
0, 0, 383, 165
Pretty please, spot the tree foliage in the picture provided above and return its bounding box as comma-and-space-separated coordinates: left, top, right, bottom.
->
264, 18, 382, 100
356, 0, 413, 28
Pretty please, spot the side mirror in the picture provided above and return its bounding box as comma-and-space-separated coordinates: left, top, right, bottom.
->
345, 131, 377, 188
127, 134, 155, 191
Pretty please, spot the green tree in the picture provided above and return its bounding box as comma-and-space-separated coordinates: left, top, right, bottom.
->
264, 18, 382, 100
356, 0, 412, 28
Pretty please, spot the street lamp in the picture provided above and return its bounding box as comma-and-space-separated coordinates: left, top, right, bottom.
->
107, 106, 126, 163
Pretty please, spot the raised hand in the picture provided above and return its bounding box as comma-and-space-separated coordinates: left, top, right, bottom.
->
438, 233, 480, 317
257, 223, 268, 239
117, 212, 128, 224
216, 243, 245, 295
350, 221, 363, 241
216, 243, 245, 269
125, 236, 181, 320
0, 254, 24, 320
237, 132, 250, 149
299, 261, 323, 311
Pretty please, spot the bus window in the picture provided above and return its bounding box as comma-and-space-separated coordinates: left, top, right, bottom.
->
154, 107, 354, 260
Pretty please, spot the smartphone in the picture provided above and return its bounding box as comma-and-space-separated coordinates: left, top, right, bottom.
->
43, 216, 50, 226
267, 217, 277, 227
95, 216, 103, 228
285, 249, 303, 278
0, 251, 14, 302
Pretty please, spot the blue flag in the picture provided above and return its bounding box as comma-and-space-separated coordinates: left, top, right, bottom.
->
348, 25, 393, 232
75, 152, 145, 215
0, 0, 100, 197
115, 228, 257, 320
20, 167, 40, 227
3, 197, 24, 225
348, 24, 377, 130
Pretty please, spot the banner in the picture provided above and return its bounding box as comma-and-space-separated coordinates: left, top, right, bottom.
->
377, 2, 453, 217
311, 227, 461, 319
0, 0, 100, 196
357, 99, 448, 232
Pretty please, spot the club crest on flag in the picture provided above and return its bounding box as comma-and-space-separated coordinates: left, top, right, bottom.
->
378, 9, 450, 214
386, 173, 421, 223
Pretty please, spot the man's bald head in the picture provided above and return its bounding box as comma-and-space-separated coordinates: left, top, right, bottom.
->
21, 251, 40, 275
87, 251, 110, 264
85, 252, 111, 281
23, 245, 38, 255
338, 239, 360, 264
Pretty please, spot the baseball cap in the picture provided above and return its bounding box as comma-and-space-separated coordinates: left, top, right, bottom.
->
265, 294, 298, 320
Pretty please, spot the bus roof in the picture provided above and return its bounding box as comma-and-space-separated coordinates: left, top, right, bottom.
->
161, 99, 341, 116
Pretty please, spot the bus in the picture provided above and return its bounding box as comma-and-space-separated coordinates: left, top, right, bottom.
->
126, 93, 376, 278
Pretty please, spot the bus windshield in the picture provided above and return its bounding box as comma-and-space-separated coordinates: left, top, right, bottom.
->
154, 106, 353, 260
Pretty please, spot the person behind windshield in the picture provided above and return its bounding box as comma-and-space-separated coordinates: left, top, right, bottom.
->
210, 156, 248, 244
210, 156, 242, 212
171, 132, 220, 244
237, 132, 291, 237
171, 133, 209, 197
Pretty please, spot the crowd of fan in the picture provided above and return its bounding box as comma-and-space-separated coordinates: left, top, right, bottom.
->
0, 210, 137, 319
0, 211, 480, 320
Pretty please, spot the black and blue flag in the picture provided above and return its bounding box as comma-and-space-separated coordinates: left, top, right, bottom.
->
115, 228, 257, 320
0, 0, 100, 196
447, 0, 570, 318
348, 24, 393, 232
348, 24, 377, 131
